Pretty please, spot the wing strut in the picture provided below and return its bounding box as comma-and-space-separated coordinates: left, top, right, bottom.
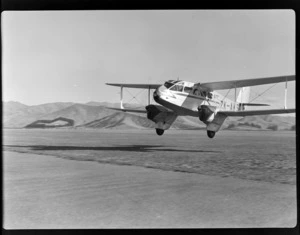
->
148, 86, 151, 105
120, 85, 124, 109
284, 77, 287, 109
234, 85, 237, 110
118, 84, 154, 109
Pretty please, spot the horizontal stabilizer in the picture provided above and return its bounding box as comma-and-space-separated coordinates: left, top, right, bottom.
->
106, 83, 161, 89
220, 108, 295, 117
108, 107, 147, 113
241, 103, 270, 106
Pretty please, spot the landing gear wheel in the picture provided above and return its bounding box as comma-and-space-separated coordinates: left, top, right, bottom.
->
207, 130, 215, 138
156, 129, 164, 136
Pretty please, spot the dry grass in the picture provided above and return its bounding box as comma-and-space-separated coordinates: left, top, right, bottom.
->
3, 128, 296, 185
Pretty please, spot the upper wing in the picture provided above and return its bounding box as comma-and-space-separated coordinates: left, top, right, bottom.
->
220, 108, 295, 117
106, 83, 161, 89
200, 75, 295, 91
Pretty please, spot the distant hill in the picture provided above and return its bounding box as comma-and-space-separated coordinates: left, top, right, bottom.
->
4, 101, 29, 113
25, 117, 74, 128
79, 112, 205, 130
37, 103, 116, 126
3, 101, 295, 130
84, 101, 120, 108
3, 101, 74, 128
79, 112, 155, 129
223, 115, 296, 131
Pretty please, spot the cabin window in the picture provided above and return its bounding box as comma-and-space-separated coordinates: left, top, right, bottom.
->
193, 89, 202, 96
184, 86, 193, 93
170, 85, 183, 92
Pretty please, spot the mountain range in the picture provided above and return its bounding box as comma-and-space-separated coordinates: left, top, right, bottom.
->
3, 101, 295, 131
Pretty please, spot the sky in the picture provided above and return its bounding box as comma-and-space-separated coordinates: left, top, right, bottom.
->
2, 10, 295, 109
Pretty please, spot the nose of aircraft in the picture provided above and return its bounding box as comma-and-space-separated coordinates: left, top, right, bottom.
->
153, 85, 165, 101
158, 85, 167, 94
153, 88, 159, 100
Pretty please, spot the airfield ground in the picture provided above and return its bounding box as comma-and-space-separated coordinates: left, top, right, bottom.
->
3, 129, 297, 228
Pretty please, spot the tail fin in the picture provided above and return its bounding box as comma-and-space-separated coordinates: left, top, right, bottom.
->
236, 87, 251, 103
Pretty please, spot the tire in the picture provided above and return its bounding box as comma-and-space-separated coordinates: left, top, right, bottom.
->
156, 129, 164, 136
207, 130, 215, 138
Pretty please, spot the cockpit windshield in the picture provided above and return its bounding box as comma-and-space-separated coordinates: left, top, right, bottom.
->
164, 82, 174, 89
164, 80, 179, 89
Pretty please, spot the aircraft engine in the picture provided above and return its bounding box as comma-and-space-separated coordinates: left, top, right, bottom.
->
146, 104, 177, 131
145, 105, 164, 121
198, 105, 216, 123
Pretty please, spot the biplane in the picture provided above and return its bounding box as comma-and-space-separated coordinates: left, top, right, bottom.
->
107, 75, 295, 138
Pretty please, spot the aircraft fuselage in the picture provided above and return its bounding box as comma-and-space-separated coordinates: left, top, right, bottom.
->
153, 81, 239, 118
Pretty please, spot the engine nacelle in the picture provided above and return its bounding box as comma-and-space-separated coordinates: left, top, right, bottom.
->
198, 105, 217, 123
146, 105, 165, 121
146, 104, 177, 130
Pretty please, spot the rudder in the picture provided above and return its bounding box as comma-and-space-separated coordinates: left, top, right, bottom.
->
236, 87, 251, 103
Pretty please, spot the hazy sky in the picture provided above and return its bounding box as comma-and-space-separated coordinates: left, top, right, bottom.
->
2, 10, 295, 108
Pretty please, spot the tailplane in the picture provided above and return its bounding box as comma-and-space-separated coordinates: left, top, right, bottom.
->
236, 87, 269, 110
236, 87, 251, 103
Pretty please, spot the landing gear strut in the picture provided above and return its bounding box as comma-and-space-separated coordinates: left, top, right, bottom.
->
156, 128, 164, 136
207, 130, 215, 138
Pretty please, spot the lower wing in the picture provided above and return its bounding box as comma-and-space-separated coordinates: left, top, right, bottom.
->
108, 105, 174, 114
108, 107, 147, 113
220, 108, 295, 117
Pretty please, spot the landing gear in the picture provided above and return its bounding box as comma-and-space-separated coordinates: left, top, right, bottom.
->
207, 130, 215, 138
156, 128, 164, 136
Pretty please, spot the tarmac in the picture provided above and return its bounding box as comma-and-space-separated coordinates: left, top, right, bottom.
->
3, 151, 296, 229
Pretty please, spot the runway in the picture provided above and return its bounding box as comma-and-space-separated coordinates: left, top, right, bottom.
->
3, 151, 296, 229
